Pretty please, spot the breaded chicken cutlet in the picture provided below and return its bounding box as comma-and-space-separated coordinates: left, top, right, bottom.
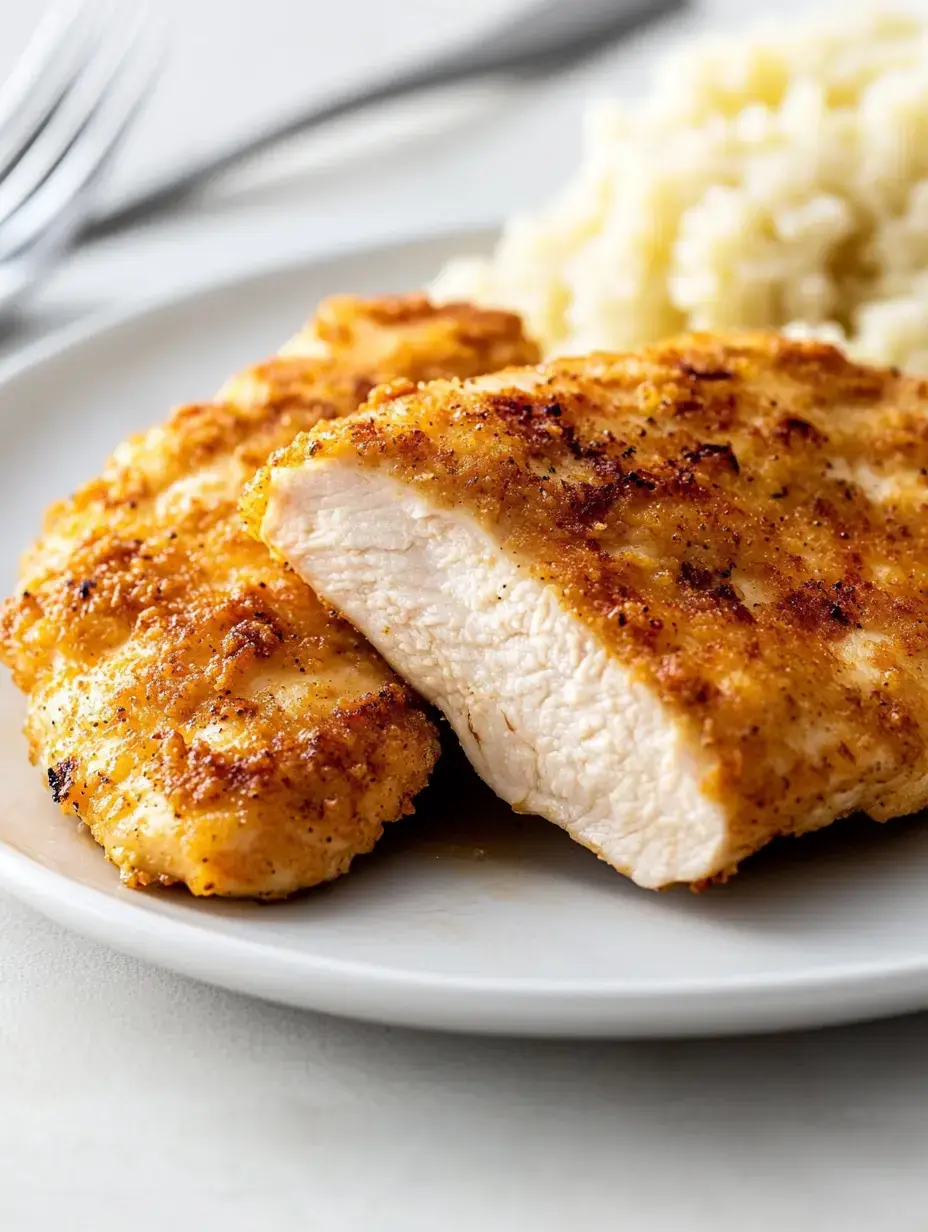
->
0, 295, 538, 897
249, 333, 928, 888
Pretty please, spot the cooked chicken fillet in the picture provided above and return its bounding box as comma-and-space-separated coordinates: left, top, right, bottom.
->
0, 294, 538, 897
248, 333, 928, 888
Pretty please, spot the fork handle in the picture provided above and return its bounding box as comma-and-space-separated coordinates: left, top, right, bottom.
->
79, 0, 684, 244
80, 57, 474, 242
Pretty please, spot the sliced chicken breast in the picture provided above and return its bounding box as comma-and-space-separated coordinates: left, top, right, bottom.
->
247, 333, 928, 888
0, 294, 538, 897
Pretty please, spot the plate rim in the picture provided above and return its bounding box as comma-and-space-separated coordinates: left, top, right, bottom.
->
5, 828, 928, 1037
2, 228, 927, 1037
0, 222, 499, 389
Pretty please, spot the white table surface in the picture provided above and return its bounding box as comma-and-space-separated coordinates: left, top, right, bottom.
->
2, 1, 928, 1227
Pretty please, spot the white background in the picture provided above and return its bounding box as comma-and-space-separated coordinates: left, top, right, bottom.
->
2, 1, 928, 1228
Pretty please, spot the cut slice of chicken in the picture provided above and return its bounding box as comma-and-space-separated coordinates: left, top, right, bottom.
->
247, 332, 928, 888
0, 294, 538, 897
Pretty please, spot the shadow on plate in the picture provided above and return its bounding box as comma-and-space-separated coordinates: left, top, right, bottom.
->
355, 736, 928, 928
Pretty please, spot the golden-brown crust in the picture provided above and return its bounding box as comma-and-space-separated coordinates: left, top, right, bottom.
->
306, 293, 540, 382
255, 332, 928, 875
0, 294, 537, 897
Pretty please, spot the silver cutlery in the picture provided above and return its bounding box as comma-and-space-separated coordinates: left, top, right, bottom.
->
0, 0, 685, 317
85, 0, 687, 240
0, 0, 161, 317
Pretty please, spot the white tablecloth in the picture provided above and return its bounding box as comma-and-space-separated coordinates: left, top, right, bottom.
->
1, 1, 926, 1226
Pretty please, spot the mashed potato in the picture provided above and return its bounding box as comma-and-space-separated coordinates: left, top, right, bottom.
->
432, 8, 928, 370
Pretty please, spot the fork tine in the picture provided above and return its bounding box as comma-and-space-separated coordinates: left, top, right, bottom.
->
0, 0, 89, 120
0, 0, 99, 177
0, 8, 163, 265
0, 2, 152, 245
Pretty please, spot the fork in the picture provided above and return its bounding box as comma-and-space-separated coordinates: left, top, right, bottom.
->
0, 0, 161, 318
0, 0, 683, 320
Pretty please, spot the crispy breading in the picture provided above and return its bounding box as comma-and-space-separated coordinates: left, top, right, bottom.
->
0, 295, 538, 898
248, 333, 928, 885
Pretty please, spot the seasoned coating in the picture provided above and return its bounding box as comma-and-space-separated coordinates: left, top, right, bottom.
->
249, 333, 928, 885
0, 294, 538, 897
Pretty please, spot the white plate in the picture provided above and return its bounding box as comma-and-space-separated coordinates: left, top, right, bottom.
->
2, 231, 928, 1039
